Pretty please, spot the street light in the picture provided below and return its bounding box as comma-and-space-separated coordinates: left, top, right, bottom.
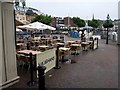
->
103, 14, 113, 44
106, 14, 110, 44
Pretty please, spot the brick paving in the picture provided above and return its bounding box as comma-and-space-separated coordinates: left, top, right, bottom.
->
4, 37, 118, 89
45, 40, 118, 88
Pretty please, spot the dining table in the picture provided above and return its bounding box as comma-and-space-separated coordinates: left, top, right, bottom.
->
38, 45, 50, 51
17, 50, 42, 55
59, 47, 70, 62
70, 44, 81, 55
81, 41, 90, 51
67, 40, 76, 44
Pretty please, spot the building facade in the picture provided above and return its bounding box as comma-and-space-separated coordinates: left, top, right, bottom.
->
51, 17, 78, 30
112, 20, 119, 32
64, 17, 77, 27
118, 1, 120, 44
15, 13, 28, 24
15, 6, 40, 25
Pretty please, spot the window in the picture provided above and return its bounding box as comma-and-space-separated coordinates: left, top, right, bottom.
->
16, 17, 19, 19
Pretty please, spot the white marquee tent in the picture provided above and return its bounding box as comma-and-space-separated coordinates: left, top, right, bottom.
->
82, 26, 93, 30
17, 21, 56, 31
81, 20, 93, 30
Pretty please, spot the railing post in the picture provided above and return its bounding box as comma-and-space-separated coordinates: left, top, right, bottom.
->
92, 39, 94, 50
54, 45, 61, 69
106, 28, 109, 44
97, 38, 99, 49
27, 42, 30, 50
37, 66, 46, 90
27, 53, 36, 86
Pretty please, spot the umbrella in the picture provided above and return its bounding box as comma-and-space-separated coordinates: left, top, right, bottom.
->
16, 28, 23, 32
17, 21, 56, 31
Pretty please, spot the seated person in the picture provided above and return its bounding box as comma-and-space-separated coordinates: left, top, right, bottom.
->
81, 37, 86, 42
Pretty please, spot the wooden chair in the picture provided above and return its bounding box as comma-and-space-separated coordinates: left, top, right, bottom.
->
70, 46, 77, 55
19, 55, 30, 71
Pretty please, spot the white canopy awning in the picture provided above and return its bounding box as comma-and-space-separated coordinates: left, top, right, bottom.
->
17, 21, 56, 31
16, 28, 23, 32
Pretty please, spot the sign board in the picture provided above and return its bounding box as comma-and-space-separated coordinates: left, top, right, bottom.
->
93, 39, 98, 50
36, 48, 56, 73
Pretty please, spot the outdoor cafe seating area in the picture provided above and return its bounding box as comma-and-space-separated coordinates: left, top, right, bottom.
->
16, 34, 98, 71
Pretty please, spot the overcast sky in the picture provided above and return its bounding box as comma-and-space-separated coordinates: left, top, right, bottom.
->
26, 0, 119, 20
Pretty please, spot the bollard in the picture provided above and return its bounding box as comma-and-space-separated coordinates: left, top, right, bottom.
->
61, 50, 65, 63
45, 40, 47, 46
37, 66, 46, 90
97, 38, 99, 49
27, 53, 37, 86
54, 46, 61, 69
92, 40, 94, 50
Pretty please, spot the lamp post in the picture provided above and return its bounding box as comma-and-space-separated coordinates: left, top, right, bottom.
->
106, 14, 110, 44
103, 14, 113, 44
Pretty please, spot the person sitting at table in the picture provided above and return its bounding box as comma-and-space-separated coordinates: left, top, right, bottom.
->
89, 37, 93, 41
53, 36, 58, 39
27, 42, 31, 50
41, 35, 46, 38
81, 37, 86, 42
89, 37, 94, 49
65, 43, 69, 48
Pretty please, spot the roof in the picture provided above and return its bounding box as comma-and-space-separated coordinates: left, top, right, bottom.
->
16, 19, 24, 26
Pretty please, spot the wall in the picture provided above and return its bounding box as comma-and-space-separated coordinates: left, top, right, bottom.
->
0, 2, 19, 89
0, 2, 3, 89
118, 1, 120, 44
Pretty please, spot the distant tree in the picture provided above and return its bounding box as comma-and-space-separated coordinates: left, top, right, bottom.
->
26, 9, 34, 15
88, 19, 100, 28
31, 14, 52, 25
72, 17, 85, 27
103, 21, 113, 28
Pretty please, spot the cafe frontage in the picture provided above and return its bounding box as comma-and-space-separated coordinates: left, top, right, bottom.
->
0, 1, 119, 89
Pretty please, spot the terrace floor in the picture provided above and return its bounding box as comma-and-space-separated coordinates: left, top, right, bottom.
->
4, 37, 119, 89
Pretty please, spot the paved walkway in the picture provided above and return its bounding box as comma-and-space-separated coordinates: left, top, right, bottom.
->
45, 40, 118, 88
5, 38, 118, 89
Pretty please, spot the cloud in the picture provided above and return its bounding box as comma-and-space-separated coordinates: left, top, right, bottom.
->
27, 0, 119, 3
